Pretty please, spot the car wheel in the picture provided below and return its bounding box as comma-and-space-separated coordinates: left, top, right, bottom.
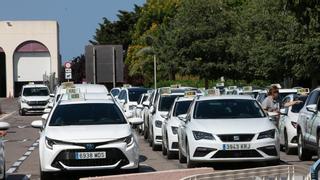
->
186, 141, 196, 168
317, 133, 320, 159
162, 140, 167, 156
143, 123, 148, 139
179, 146, 187, 163
166, 140, 176, 159
40, 171, 53, 180
19, 109, 25, 116
298, 132, 312, 161
284, 130, 294, 155
149, 128, 153, 147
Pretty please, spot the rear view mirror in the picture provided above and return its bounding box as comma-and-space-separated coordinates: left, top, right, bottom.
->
178, 114, 187, 122
49, 94, 55, 98
306, 104, 317, 113
150, 106, 155, 114
0, 122, 10, 131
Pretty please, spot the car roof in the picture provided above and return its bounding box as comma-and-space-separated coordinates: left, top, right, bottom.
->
197, 95, 255, 101
57, 84, 108, 94
23, 84, 48, 88
59, 93, 114, 105
176, 97, 195, 102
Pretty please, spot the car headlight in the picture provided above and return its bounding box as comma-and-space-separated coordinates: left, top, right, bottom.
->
21, 99, 27, 103
155, 120, 162, 128
258, 129, 275, 139
45, 137, 56, 150
192, 131, 215, 140
171, 126, 178, 135
123, 134, 134, 146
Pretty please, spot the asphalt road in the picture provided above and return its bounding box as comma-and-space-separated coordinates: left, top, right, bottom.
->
0, 98, 317, 180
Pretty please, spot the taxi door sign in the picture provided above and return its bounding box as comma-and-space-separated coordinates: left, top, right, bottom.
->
206, 89, 220, 96
160, 87, 171, 95
297, 88, 310, 95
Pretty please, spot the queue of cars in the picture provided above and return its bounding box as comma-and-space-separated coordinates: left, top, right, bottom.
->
11, 81, 320, 179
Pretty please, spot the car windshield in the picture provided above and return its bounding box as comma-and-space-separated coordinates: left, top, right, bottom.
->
277, 92, 297, 102
194, 99, 266, 119
173, 100, 192, 116
128, 88, 148, 102
49, 103, 126, 126
158, 95, 181, 111
111, 89, 120, 97
23, 87, 49, 96
291, 95, 307, 113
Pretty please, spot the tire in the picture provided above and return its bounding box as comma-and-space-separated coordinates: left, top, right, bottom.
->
40, 171, 52, 180
166, 139, 175, 159
162, 141, 167, 156
186, 141, 196, 168
317, 133, 320, 159
179, 147, 187, 163
19, 109, 25, 116
143, 124, 148, 139
284, 130, 294, 155
297, 132, 312, 161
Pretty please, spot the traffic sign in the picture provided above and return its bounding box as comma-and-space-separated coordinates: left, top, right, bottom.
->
65, 62, 72, 69
65, 72, 72, 80
65, 68, 72, 73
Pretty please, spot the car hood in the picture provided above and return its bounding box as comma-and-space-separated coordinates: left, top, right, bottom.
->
190, 118, 275, 135
168, 117, 181, 127
23, 96, 50, 101
288, 112, 299, 122
45, 124, 131, 142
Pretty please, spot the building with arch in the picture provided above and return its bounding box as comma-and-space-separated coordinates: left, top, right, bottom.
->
0, 21, 60, 97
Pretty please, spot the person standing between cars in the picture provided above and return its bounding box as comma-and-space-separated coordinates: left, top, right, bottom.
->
262, 85, 280, 125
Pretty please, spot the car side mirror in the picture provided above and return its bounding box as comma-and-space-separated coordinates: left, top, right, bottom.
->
31, 120, 43, 129
280, 108, 288, 115
0, 122, 10, 131
43, 108, 51, 114
125, 111, 133, 118
128, 117, 143, 125
41, 113, 49, 120
137, 104, 144, 109
142, 101, 150, 107
178, 114, 187, 122
306, 104, 317, 113
160, 113, 168, 120
150, 106, 155, 114
119, 99, 125, 104
49, 94, 55, 98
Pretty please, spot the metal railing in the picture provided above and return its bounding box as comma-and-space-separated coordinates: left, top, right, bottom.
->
181, 165, 310, 180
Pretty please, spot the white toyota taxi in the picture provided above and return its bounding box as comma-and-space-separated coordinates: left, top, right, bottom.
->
31, 92, 142, 179
162, 92, 195, 159
177, 95, 280, 168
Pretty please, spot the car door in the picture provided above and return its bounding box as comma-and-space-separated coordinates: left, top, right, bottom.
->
309, 98, 320, 145
304, 90, 320, 143
279, 96, 291, 144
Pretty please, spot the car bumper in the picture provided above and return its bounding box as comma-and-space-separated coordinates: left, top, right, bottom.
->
40, 140, 139, 172
188, 138, 280, 162
286, 127, 298, 149
167, 130, 179, 152
153, 125, 163, 145
21, 103, 48, 112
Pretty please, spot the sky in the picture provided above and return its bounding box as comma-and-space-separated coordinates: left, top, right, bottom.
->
0, 0, 145, 62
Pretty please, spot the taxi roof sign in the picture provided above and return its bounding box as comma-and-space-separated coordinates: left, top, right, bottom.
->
66, 88, 80, 94
206, 88, 220, 96
228, 86, 237, 90
160, 87, 171, 95
62, 82, 75, 89
170, 84, 181, 88
216, 83, 224, 87
123, 84, 132, 88
184, 90, 197, 97
242, 86, 253, 92
297, 88, 310, 95
67, 93, 84, 100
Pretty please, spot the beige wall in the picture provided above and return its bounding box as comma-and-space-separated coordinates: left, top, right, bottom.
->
0, 21, 60, 97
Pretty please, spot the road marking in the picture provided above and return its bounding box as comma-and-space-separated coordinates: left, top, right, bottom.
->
0, 111, 16, 121
6, 139, 39, 174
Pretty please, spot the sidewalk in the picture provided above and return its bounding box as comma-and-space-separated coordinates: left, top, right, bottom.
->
0, 98, 18, 114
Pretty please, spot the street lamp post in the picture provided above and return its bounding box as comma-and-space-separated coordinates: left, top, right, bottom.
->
154, 55, 157, 89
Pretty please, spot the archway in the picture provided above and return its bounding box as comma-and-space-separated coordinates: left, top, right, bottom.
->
0, 47, 6, 97
13, 41, 51, 96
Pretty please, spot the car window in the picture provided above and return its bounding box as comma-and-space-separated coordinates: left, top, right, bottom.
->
194, 99, 266, 119
306, 90, 320, 105
23, 87, 49, 96
158, 95, 181, 112
281, 97, 291, 109
49, 103, 126, 126
111, 89, 120, 97
291, 95, 307, 113
128, 88, 148, 102
118, 90, 126, 100
173, 101, 192, 117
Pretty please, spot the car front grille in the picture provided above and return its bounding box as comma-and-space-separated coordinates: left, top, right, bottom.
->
212, 150, 262, 158
218, 134, 255, 142
51, 148, 129, 169
27, 101, 48, 106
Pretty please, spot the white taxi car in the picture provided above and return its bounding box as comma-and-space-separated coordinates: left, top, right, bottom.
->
19, 84, 52, 116
162, 95, 193, 159
177, 95, 280, 168
279, 94, 307, 155
148, 89, 184, 150
31, 92, 143, 179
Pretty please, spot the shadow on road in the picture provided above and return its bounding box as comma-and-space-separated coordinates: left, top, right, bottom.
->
6, 174, 30, 180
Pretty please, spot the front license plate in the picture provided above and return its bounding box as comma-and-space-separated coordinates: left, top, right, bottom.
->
75, 151, 106, 160
223, 144, 250, 150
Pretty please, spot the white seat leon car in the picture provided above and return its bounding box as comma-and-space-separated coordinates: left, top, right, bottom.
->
31, 93, 142, 179
177, 95, 280, 168
162, 97, 193, 159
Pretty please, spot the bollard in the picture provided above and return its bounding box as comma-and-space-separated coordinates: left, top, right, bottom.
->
310, 159, 320, 180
